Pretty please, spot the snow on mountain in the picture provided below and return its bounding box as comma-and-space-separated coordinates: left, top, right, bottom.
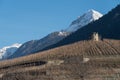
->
0, 43, 22, 60
65, 9, 103, 32
58, 31, 69, 36
9, 31, 70, 59
6, 9, 103, 59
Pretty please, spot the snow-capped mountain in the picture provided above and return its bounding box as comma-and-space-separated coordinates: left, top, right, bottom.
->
9, 31, 70, 59
0, 43, 22, 60
65, 9, 103, 32
8, 9, 103, 59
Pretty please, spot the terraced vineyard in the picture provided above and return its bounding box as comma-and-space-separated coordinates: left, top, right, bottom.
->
85, 40, 120, 57
0, 39, 120, 80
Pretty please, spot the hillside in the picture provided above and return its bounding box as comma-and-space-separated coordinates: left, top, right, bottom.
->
9, 31, 69, 59
0, 4, 119, 80
10, 9, 102, 59
39, 5, 120, 52
0, 1, 120, 80
0, 39, 120, 80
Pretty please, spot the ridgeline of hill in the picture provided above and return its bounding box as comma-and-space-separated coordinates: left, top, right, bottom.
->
39, 5, 120, 52
0, 39, 120, 80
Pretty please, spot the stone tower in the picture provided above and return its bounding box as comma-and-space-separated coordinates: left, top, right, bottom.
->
92, 32, 100, 41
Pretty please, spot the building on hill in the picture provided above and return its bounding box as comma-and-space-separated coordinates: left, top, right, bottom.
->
92, 32, 101, 41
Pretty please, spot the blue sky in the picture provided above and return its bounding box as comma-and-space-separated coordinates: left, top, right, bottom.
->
0, 0, 119, 48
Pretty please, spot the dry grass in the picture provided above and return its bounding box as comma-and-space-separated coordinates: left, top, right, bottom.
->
0, 39, 120, 80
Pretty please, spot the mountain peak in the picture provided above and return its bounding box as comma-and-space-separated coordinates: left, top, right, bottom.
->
88, 9, 98, 13
65, 9, 103, 32
87, 9, 103, 20
0, 43, 22, 60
